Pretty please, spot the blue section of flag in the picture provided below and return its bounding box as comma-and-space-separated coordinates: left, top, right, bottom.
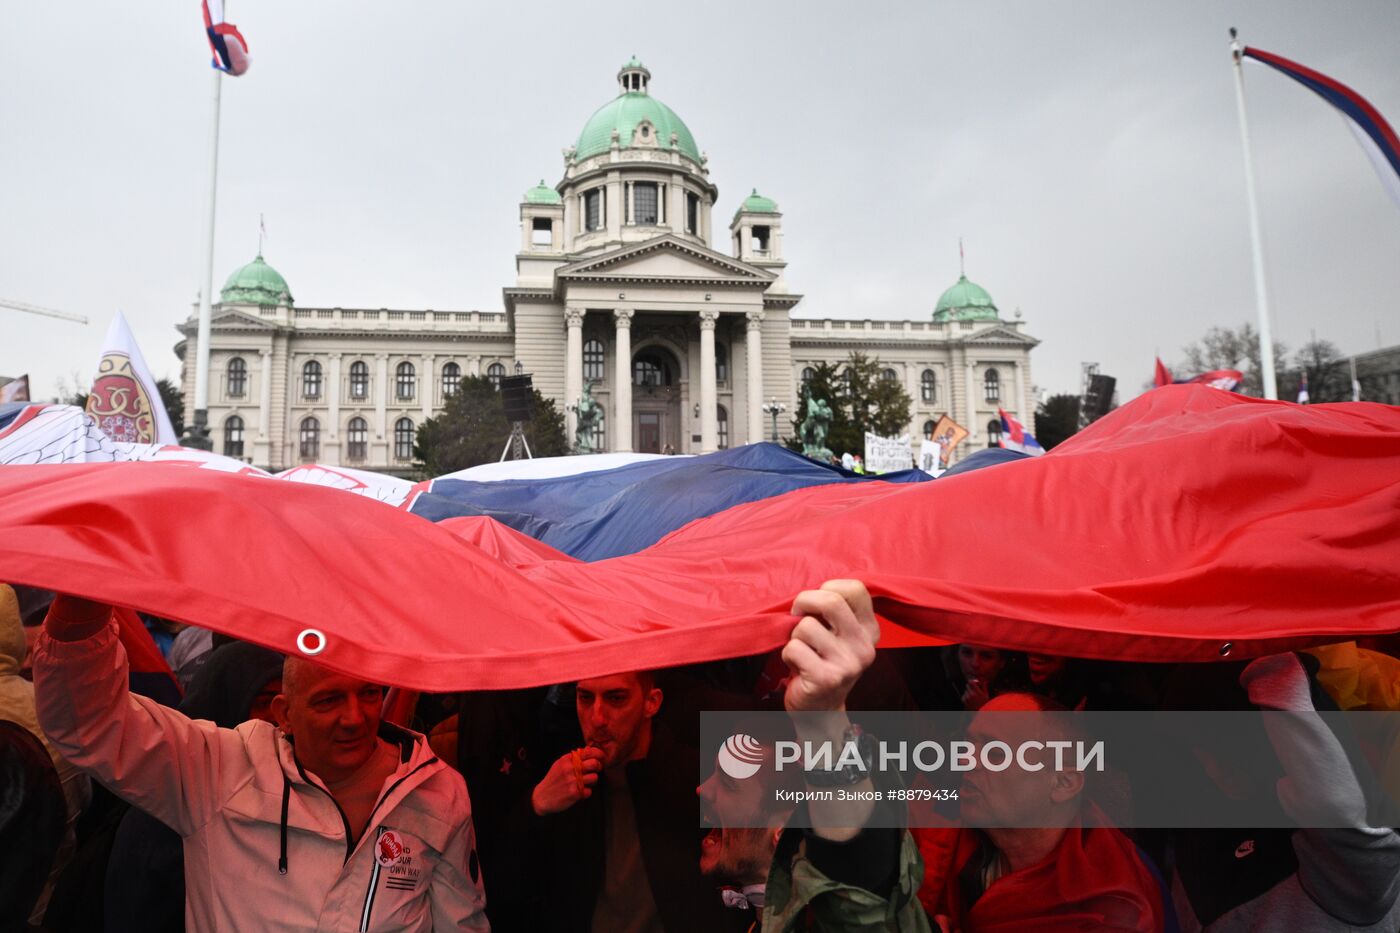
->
410, 442, 932, 561
0, 403, 26, 433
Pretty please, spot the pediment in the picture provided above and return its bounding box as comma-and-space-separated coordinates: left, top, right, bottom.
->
210, 307, 277, 330
959, 324, 1039, 347
556, 236, 774, 286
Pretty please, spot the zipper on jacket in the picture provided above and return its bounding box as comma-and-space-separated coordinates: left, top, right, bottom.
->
294, 759, 356, 862
360, 825, 388, 932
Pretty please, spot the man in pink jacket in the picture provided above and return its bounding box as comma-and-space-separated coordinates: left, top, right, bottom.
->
33, 594, 490, 931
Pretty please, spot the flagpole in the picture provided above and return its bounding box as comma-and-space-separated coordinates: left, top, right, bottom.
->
1229, 28, 1279, 400
187, 65, 223, 450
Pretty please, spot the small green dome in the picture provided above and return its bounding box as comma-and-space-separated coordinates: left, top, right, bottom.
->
220, 254, 293, 306
737, 188, 778, 214
932, 275, 998, 323
524, 179, 562, 204
574, 65, 701, 163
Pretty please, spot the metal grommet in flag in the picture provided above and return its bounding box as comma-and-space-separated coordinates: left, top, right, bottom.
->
297, 628, 326, 656
1219, 642, 1233, 657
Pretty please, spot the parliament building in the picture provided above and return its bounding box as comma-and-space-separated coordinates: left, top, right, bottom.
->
177, 59, 1039, 473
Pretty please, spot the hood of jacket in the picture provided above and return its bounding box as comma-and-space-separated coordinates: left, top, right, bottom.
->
0, 584, 25, 677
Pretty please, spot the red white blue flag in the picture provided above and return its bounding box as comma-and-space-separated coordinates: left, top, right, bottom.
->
1243, 46, 1400, 210
997, 408, 1045, 457
202, 0, 250, 76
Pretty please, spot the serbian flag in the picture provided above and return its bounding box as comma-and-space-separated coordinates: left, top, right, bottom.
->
203, 0, 251, 76
1298, 371, 1310, 404
1153, 357, 1173, 389
1153, 359, 1243, 393
1242, 46, 1400, 210
86, 312, 179, 445
997, 408, 1045, 457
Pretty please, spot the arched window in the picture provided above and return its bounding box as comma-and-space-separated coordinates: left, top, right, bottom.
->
987, 418, 1003, 449
590, 414, 606, 451
486, 362, 506, 390
394, 417, 414, 461
441, 362, 461, 399
302, 360, 323, 399
223, 415, 244, 458
881, 368, 899, 383
583, 339, 605, 382
717, 404, 729, 449
983, 368, 1000, 403
349, 360, 369, 400
633, 351, 672, 387
922, 419, 936, 439
715, 343, 728, 384
299, 417, 320, 460
921, 369, 937, 403
396, 361, 416, 400
346, 417, 368, 460
226, 357, 247, 398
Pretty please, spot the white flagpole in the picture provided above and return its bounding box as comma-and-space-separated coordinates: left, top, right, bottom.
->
1229, 28, 1279, 400
189, 61, 224, 449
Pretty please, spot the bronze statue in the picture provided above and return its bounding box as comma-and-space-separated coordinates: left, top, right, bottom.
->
573, 380, 604, 454
799, 390, 834, 462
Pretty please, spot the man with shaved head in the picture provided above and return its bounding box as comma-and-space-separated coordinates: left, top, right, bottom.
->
32, 594, 490, 931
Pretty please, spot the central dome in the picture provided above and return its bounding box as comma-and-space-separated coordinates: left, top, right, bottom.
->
933, 275, 998, 323
221, 254, 293, 306
574, 60, 701, 163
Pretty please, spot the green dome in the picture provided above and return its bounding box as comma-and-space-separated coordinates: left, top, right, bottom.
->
524, 179, 562, 204
932, 274, 998, 323
575, 91, 701, 163
220, 254, 293, 306
737, 188, 778, 214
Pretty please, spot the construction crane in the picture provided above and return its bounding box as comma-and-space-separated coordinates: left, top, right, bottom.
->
0, 298, 88, 325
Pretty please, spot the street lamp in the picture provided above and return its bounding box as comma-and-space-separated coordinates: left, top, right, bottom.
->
760, 397, 787, 444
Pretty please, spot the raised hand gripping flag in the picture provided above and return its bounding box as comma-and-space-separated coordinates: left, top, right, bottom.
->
202, 0, 250, 76
997, 408, 1045, 456
1243, 46, 1400, 210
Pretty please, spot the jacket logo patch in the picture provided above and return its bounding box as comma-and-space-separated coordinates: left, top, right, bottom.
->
377, 830, 408, 866
1234, 839, 1256, 859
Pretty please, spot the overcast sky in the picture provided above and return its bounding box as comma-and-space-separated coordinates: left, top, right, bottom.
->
4, 1, 1398, 406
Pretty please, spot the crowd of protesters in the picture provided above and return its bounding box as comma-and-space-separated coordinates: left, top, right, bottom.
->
3, 579, 1399, 932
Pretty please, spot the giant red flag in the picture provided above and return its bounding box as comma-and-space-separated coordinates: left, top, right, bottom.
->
0, 386, 1397, 690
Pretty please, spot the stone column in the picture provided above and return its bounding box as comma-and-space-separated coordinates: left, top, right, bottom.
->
613, 309, 634, 451
1011, 363, 1024, 423
421, 354, 434, 420
328, 354, 342, 436
699, 309, 719, 452
564, 307, 584, 441
258, 349, 273, 439
965, 361, 978, 445
467, 355, 481, 377
745, 310, 764, 445
375, 354, 389, 444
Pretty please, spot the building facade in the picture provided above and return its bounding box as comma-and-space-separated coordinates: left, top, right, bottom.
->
177, 60, 1038, 473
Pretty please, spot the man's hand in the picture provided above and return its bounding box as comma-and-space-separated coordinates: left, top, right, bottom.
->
530, 746, 603, 816
782, 580, 880, 714
45, 594, 114, 642
961, 678, 991, 711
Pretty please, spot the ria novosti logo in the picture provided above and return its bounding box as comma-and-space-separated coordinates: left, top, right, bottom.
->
716, 733, 765, 779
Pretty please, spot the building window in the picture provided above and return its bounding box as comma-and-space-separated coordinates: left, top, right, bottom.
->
715, 343, 728, 384
349, 360, 369, 400
983, 368, 1000, 403
583, 339, 605, 382
881, 368, 899, 384
633, 182, 658, 224
987, 418, 1002, 448
590, 414, 606, 451
302, 360, 323, 399
752, 225, 770, 254
922, 419, 936, 439
531, 217, 552, 247
223, 415, 244, 458
227, 357, 247, 398
394, 417, 414, 461
717, 405, 729, 449
299, 417, 320, 460
800, 366, 815, 387
347, 417, 368, 461
633, 352, 671, 387
442, 362, 461, 398
584, 188, 603, 232
396, 361, 416, 400
921, 369, 937, 403
686, 193, 699, 234
486, 362, 506, 390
